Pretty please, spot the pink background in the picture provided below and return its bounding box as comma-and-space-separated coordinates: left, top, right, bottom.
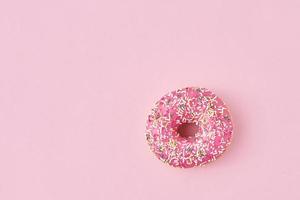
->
0, 0, 300, 199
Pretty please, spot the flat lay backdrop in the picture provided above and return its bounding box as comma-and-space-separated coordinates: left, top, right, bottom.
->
0, 0, 300, 199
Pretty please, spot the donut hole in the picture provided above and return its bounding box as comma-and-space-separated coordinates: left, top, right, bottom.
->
177, 122, 198, 138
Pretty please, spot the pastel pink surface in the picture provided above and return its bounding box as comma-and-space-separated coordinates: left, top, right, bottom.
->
0, 0, 300, 200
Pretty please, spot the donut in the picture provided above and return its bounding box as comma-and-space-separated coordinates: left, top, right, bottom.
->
145, 87, 233, 168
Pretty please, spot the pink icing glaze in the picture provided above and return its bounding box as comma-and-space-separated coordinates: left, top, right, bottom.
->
145, 87, 233, 168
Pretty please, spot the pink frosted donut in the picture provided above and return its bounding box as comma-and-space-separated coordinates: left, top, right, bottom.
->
145, 87, 233, 168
